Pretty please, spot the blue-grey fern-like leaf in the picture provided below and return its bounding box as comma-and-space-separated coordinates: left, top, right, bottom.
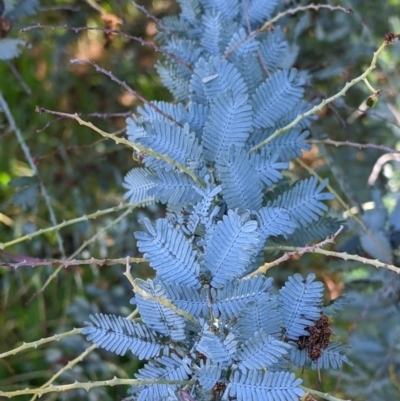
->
225, 28, 262, 94
276, 100, 317, 129
216, 146, 262, 213
235, 55, 264, 95
252, 69, 305, 129
202, 210, 259, 287
0, 39, 26, 60
156, 61, 191, 101
136, 121, 203, 170
196, 329, 236, 365
190, 57, 248, 104
279, 273, 324, 341
211, 276, 273, 319
258, 28, 289, 73
148, 169, 203, 206
289, 347, 311, 368
164, 38, 204, 67
186, 102, 209, 140
225, 27, 260, 59
157, 15, 202, 42
135, 218, 201, 288
182, 184, 222, 235
9, 175, 39, 210
126, 115, 148, 142
322, 295, 352, 317
226, 370, 304, 401
236, 329, 291, 369
311, 343, 352, 370
161, 280, 208, 318
281, 216, 342, 247
130, 354, 192, 401
202, 92, 252, 164
136, 101, 189, 126
257, 206, 297, 242
360, 230, 393, 264
389, 197, 400, 231
234, 296, 282, 340
82, 313, 165, 359
262, 128, 311, 162
242, 0, 279, 25
200, 0, 240, 20
201, 11, 224, 57
250, 149, 289, 188
4, 0, 39, 18
123, 168, 156, 204
195, 360, 223, 390
270, 177, 334, 227
131, 279, 187, 341
176, 0, 202, 23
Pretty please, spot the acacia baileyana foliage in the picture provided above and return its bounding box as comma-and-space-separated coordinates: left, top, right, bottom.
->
82, 1, 350, 400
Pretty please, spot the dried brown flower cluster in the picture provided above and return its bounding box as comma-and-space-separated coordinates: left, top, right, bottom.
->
297, 313, 331, 363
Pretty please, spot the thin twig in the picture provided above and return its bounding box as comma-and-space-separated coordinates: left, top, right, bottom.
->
0, 329, 82, 359
35, 107, 205, 188
36, 112, 131, 133
264, 246, 400, 274
302, 386, 351, 401
30, 344, 98, 401
25, 205, 140, 304
19, 24, 193, 72
40, 5, 80, 12
131, 1, 177, 38
1, 256, 145, 269
295, 158, 393, 264
367, 153, 400, 185
260, 4, 353, 32
124, 258, 198, 325
308, 139, 400, 155
6, 61, 32, 96
246, 226, 344, 278
70, 58, 179, 125
0, 203, 143, 250
249, 38, 394, 153
0, 92, 66, 258
224, 4, 352, 59
0, 377, 195, 398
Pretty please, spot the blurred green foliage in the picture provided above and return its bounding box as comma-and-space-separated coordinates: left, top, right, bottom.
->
1, 0, 400, 400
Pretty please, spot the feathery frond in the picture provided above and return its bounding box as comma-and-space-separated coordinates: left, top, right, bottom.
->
202, 210, 259, 287
250, 149, 289, 188
129, 354, 192, 401
226, 370, 304, 401
312, 343, 353, 370
234, 296, 282, 340
216, 146, 262, 213
82, 314, 165, 359
270, 177, 334, 227
131, 279, 187, 341
252, 69, 305, 129
202, 92, 252, 163
135, 218, 201, 287
236, 330, 291, 369
195, 360, 223, 390
123, 168, 156, 204
196, 329, 236, 365
258, 28, 289, 73
279, 273, 324, 341
148, 170, 203, 205
257, 206, 297, 242
211, 276, 273, 319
